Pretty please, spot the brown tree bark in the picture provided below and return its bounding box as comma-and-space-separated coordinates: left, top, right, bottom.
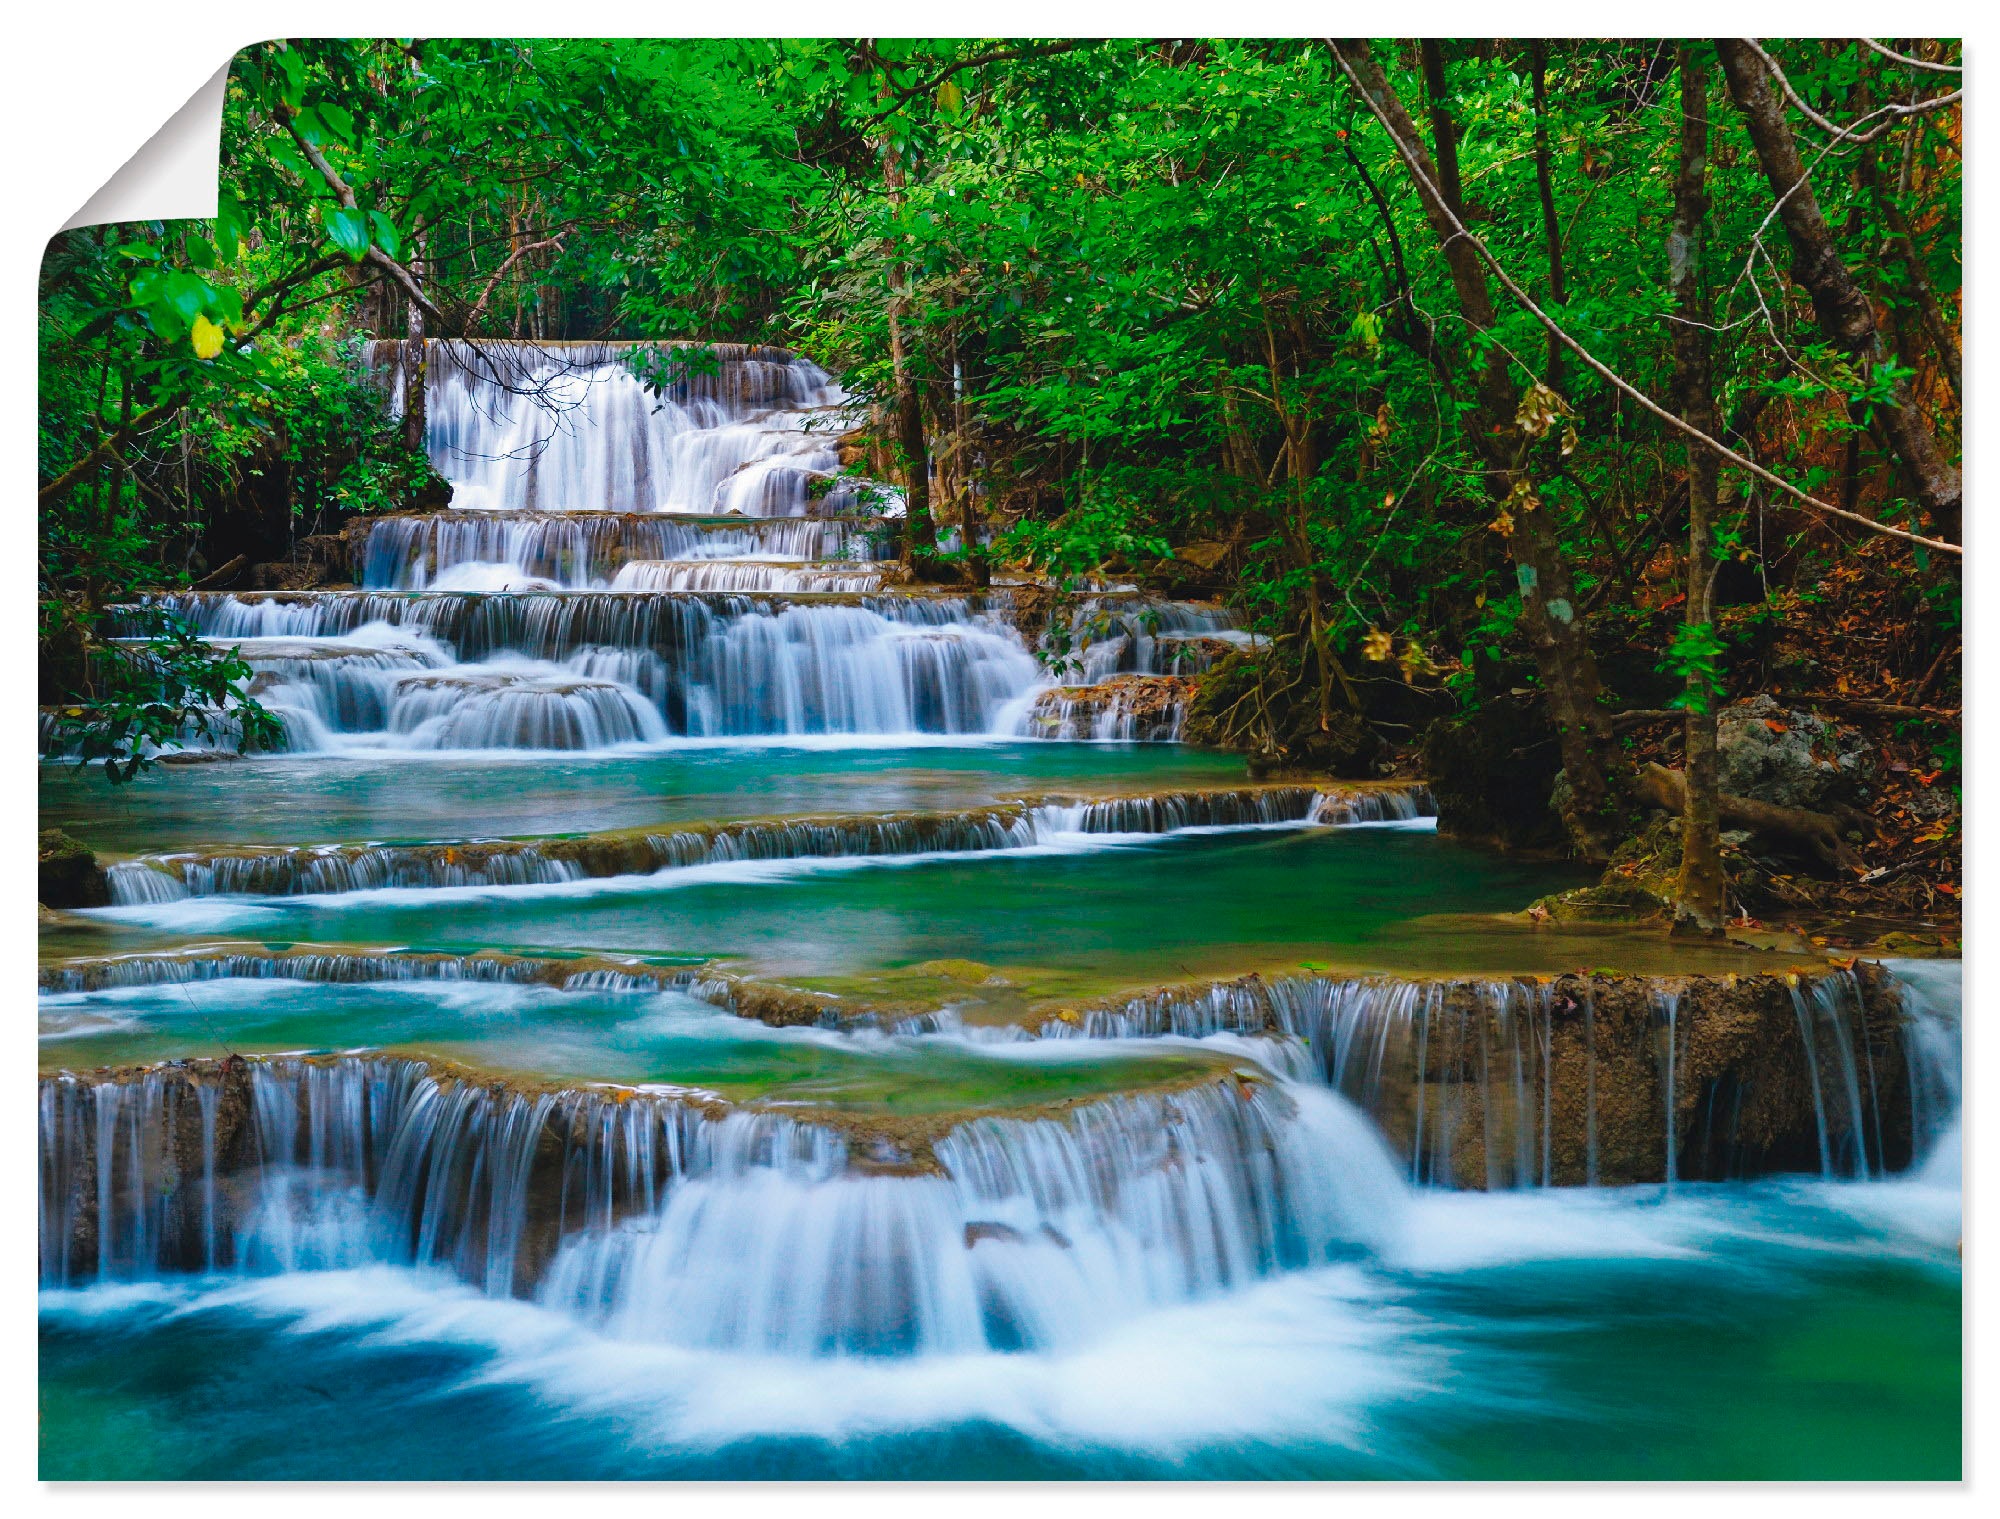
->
1715, 38, 1961, 541
1334, 39, 1626, 861
1668, 47, 1727, 937
872, 105, 941, 571
1528, 41, 1568, 384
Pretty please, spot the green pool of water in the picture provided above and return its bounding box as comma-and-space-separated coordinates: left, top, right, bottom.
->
76, 825, 1810, 1003
39, 977, 1240, 1111
42, 742, 1250, 855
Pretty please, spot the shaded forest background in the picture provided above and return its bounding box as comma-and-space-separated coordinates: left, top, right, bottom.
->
37, 37, 1962, 942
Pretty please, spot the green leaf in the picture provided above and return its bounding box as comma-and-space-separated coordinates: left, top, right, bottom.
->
322, 207, 372, 261
316, 102, 356, 143
213, 197, 248, 260
367, 211, 404, 260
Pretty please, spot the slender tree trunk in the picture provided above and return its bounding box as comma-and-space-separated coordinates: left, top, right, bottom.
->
874, 120, 940, 570
1529, 41, 1569, 383
1335, 39, 1625, 860
949, 332, 988, 585
1669, 46, 1727, 937
1715, 38, 1961, 541
886, 294, 937, 564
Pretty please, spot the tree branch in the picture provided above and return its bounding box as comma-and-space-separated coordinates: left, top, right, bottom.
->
852, 40, 1088, 132
277, 105, 449, 328
1859, 38, 1962, 75
1740, 38, 1961, 147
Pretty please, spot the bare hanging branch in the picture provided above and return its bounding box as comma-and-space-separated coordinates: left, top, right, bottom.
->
1859, 38, 1962, 74
1740, 38, 1961, 146
1326, 41, 1961, 558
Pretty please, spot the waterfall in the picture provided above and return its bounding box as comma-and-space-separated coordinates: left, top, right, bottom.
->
1022, 676, 1195, 742
356, 512, 895, 591
610, 560, 888, 593
39, 949, 707, 995
1655, 988, 1681, 1192
1028, 964, 1948, 1188
94, 785, 1437, 903
39, 1055, 1404, 1354
116, 589, 1043, 749
1058, 600, 1244, 680
370, 340, 858, 515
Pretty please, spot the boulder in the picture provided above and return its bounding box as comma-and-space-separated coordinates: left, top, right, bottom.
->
1717, 694, 1878, 810
39, 828, 109, 909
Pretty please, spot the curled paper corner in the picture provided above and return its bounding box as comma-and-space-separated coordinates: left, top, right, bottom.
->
61, 59, 232, 232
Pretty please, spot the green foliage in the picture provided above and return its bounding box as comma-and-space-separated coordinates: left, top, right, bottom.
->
1660, 621, 1730, 714
48, 612, 283, 782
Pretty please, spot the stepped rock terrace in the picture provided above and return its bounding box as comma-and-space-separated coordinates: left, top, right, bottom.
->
96, 783, 1436, 902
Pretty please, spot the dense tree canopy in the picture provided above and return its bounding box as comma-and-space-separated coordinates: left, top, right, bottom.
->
37, 37, 1962, 923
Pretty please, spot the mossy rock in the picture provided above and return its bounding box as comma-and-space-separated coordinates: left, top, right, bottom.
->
1869, 931, 1960, 958
1528, 881, 1671, 925
38, 829, 108, 910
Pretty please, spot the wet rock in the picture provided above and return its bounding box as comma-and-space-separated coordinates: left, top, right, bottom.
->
1717, 694, 1879, 810
38, 829, 109, 909
243, 533, 356, 592
1023, 674, 1193, 742
1288, 710, 1384, 778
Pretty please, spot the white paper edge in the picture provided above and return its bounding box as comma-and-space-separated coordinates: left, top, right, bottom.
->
60, 61, 229, 232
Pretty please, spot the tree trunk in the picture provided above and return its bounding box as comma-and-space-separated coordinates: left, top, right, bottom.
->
1715, 38, 1961, 541
1334, 39, 1625, 860
874, 120, 941, 571
886, 292, 938, 565
1528, 41, 1568, 384
949, 334, 989, 585
1669, 46, 1727, 937
400, 232, 427, 457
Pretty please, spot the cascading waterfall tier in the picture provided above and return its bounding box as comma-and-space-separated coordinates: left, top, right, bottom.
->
1021, 963, 1943, 1187
38, 957, 1946, 1196
367, 339, 871, 516
1058, 599, 1251, 680
354, 511, 896, 591
38, 1053, 1401, 1358
97, 783, 1435, 903
38, 947, 709, 996
110, 588, 1041, 748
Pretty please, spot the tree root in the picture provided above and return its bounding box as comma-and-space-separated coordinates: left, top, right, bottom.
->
1634, 761, 1863, 874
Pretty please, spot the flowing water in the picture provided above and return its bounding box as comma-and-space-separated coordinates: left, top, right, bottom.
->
39, 339, 1960, 1479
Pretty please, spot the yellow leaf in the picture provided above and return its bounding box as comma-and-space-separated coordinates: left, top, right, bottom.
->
1361, 628, 1394, 662
191, 315, 225, 361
